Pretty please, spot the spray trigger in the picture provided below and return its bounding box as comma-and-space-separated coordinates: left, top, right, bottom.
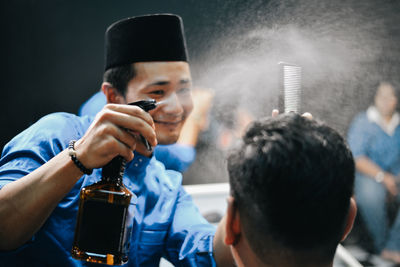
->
128, 99, 157, 151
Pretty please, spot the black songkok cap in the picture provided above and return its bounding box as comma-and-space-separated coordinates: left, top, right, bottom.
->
104, 14, 188, 71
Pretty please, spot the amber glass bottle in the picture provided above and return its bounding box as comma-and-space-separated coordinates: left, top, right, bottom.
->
72, 156, 135, 265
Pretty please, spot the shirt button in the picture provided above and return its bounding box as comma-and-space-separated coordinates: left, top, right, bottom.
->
138, 158, 142, 162
134, 163, 139, 167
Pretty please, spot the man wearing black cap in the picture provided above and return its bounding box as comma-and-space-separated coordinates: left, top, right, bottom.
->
0, 14, 230, 266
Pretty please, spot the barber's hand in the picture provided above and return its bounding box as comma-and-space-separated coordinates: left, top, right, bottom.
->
383, 173, 398, 197
73, 103, 157, 169
271, 109, 313, 119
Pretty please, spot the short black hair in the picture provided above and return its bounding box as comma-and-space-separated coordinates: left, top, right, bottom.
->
228, 113, 355, 264
103, 64, 136, 96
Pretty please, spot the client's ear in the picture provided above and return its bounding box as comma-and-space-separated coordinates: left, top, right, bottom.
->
102, 82, 124, 104
224, 196, 241, 246
341, 197, 357, 241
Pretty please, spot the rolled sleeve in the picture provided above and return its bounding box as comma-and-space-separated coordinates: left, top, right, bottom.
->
0, 179, 12, 190
0, 113, 87, 190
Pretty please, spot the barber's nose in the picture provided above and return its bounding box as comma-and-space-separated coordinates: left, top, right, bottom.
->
160, 93, 184, 115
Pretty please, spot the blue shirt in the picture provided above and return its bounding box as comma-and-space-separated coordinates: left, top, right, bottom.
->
78, 91, 107, 118
0, 113, 216, 267
347, 111, 400, 176
78, 91, 195, 173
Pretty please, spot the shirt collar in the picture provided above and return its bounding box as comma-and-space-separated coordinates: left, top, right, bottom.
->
367, 106, 400, 136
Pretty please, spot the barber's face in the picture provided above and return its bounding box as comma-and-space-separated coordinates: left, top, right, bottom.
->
375, 83, 397, 117
124, 61, 193, 144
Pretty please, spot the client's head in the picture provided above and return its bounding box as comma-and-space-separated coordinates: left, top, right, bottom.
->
224, 113, 356, 267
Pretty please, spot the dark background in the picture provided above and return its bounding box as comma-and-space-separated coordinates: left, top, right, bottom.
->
0, 0, 236, 149
1, 0, 400, 150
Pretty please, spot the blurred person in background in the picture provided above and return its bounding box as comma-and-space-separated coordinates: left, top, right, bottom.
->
347, 81, 400, 263
214, 113, 356, 267
216, 107, 254, 152
183, 101, 255, 185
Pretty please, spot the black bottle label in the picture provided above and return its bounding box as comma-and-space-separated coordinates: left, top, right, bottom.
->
76, 200, 128, 255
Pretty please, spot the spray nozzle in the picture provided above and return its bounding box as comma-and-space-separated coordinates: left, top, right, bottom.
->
128, 99, 157, 112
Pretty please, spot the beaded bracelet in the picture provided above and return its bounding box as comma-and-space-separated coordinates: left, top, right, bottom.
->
68, 140, 93, 175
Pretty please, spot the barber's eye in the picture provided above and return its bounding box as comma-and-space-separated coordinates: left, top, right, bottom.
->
149, 90, 165, 96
